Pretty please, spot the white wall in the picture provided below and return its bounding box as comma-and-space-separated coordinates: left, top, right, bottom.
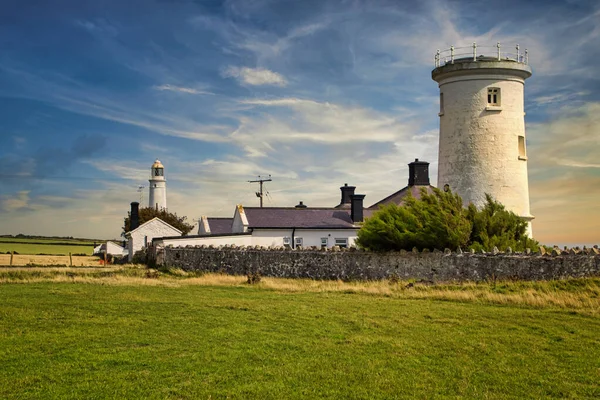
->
128, 219, 181, 261
154, 229, 358, 249
251, 229, 358, 248
157, 235, 253, 248
106, 241, 127, 256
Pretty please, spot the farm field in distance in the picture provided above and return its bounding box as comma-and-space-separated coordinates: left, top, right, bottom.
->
0, 266, 599, 399
0, 236, 105, 256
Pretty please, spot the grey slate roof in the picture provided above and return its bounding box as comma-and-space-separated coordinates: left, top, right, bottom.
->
207, 217, 233, 234
368, 185, 436, 209
243, 207, 358, 229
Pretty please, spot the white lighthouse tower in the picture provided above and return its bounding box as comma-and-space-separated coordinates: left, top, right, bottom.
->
148, 159, 167, 210
432, 43, 534, 234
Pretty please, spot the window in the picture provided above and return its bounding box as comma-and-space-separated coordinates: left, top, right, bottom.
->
321, 237, 328, 248
335, 238, 348, 248
154, 168, 163, 177
295, 237, 303, 248
518, 136, 527, 160
283, 237, 291, 247
487, 88, 500, 106
439, 93, 444, 115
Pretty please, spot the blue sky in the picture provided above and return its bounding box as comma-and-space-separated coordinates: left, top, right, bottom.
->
0, 0, 599, 244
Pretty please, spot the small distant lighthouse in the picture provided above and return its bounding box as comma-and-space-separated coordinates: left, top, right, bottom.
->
432, 43, 534, 235
148, 159, 167, 210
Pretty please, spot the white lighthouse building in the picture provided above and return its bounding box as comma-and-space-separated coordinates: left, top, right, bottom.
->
432, 43, 534, 234
148, 159, 167, 210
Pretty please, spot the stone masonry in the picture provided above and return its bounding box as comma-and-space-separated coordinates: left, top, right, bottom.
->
153, 245, 600, 282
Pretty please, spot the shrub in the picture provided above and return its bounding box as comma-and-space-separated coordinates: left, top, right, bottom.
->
357, 189, 538, 252
467, 194, 539, 252
247, 271, 262, 284
356, 188, 472, 251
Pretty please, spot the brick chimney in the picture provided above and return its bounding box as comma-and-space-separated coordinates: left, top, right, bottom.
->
336, 183, 356, 208
130, 202, 140, 231
408, 159, 430, 186
350, 194, 365, 223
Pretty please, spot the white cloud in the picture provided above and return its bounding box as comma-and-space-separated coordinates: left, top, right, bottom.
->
1, 191, 31, 212
222, 66, 287, 86
153, 84, 214, 95
234, 97, 411, 150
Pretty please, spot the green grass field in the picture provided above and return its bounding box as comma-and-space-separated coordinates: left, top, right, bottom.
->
0, 242, 94, 255
0, 237, 97, 245
1, 270, 599, 399
0, 237, 100, 256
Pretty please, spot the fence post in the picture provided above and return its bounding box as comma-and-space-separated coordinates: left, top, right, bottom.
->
497, 42, 501, 60
69, 252, 73, 267
450, 45, 455, 64
525, 49, 529, 64
10, 251, 13, 266
516, 44, 520, 62
472, 42, 477, 61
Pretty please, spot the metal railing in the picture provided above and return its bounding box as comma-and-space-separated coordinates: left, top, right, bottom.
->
434, 43, 529, 67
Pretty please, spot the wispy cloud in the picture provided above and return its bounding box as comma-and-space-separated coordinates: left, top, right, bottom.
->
221, 66, 288, 87
153, 84, 214, 95
0, 191, 31, 212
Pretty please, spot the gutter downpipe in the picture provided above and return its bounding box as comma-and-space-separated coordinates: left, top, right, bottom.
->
291, 228, 296, 249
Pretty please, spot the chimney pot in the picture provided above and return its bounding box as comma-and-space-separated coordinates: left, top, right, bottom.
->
130, 202, 140, 231
295, 201, 307, 209
350, 194, 366, 223
337, 183, 356, 208
408, 159, 430, 186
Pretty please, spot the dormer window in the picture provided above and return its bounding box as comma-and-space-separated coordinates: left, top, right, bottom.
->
487, 88, 500, 106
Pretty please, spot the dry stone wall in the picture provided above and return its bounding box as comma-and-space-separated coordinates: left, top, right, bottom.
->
153, 245, 600, 282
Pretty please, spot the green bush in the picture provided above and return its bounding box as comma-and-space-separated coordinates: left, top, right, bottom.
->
357, 189, 538, 252
356, 188, 471, 251
467, 194, 539, 252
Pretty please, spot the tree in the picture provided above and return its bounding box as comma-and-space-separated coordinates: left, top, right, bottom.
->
122, 207, 194, 236
356, 188, 472, 251
467, 194, 539, 252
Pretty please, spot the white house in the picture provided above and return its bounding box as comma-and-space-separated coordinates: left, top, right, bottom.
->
153, 190, 367, 250
126, 217, 182, 261
93, 241, 128, 257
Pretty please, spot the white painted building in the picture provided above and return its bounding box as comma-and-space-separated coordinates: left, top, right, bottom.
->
126, 217, 182, 261
93, 241, 128, 257
432, 44, 534, 234
153, 192, 369, 250
148, 159, 167, 210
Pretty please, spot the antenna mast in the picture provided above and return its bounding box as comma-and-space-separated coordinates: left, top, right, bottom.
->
248, 175, 272, 208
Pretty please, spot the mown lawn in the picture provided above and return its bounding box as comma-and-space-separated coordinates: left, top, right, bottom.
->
0, 282, 598, 399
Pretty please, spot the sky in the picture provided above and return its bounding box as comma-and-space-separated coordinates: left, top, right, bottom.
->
0, 0, 599, 245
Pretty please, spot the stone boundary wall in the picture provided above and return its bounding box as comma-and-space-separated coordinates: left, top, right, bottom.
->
153, 245, 600, 282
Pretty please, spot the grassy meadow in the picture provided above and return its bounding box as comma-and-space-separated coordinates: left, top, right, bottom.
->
0, 237, 98, 256
1, 266, 599, 398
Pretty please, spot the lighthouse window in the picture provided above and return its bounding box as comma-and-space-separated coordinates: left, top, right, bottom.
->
154, 168, 163, 176
518, 136, 527, 159
439, 93, 444, 115
487, 88, 500, 106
